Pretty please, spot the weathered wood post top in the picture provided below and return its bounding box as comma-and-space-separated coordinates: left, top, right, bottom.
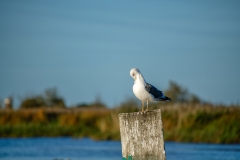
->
119, 109, 166, 160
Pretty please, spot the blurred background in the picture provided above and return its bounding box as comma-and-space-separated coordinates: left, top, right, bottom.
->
0, 1, 240, 160
0, 0, 240, 108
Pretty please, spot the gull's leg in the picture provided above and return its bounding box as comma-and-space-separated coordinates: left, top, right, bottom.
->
142, 101, 144, 112
145, 101, 148, 111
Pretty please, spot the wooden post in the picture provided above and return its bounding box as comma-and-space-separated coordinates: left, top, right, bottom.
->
119, 109, 166, 160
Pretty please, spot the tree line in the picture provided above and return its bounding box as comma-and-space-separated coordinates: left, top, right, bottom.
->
1, 81, 212, 109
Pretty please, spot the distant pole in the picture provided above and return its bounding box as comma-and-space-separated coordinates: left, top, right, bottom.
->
119, 109, 166, 160
4, 97, 13, 110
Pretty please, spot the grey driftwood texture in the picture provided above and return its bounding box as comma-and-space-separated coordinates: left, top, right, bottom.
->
119, 109, 166, 160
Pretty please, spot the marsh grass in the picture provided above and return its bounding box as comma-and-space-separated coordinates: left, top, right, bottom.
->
0, 108, 120, 140
0, 104, 239, 143
153, 104, 240, 143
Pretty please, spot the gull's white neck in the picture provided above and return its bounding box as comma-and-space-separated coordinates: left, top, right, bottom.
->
135, 73, 146, 85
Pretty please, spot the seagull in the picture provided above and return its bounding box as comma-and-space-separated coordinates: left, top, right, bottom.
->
130, 68, 171, 112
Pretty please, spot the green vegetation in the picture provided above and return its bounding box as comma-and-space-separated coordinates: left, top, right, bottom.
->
0, 82, 239, 143
0, 104, 239, 143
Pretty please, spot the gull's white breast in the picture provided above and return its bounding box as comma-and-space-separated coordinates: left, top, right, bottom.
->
133, 80, 154, 102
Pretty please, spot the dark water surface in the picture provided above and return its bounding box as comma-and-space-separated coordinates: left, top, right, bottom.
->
0, 137, 239, 160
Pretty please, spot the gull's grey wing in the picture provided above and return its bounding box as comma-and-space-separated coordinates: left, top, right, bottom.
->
145, 83, 164, 99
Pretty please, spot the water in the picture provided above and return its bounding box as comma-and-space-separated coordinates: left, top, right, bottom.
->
0, 137, 239, 160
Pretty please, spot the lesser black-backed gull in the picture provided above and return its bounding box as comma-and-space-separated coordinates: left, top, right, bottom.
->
130, 68, 171, 112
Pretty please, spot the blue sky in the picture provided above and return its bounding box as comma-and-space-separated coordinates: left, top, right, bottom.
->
0, 1, 240, 108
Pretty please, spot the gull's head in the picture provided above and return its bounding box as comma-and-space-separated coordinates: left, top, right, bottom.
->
130, 68, 141, 80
